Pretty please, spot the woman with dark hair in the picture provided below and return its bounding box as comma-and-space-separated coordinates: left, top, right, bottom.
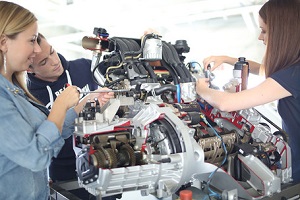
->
197, 0, 300, 183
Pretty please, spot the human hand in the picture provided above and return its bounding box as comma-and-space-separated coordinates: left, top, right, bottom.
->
47, 86, 79, 133
143, 28, 159, 36
196, 77, 210, 95
55, 86, 80, 110
87, 87, 114, 106
203, 55, 230, 71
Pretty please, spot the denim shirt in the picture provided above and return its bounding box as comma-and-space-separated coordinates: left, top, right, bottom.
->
0, 75, 77, 200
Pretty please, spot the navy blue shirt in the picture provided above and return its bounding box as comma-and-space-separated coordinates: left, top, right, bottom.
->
27, 53, 99, 181
271, 61, 300, 183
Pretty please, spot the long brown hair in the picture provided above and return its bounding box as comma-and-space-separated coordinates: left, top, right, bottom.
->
0, 1, 40, 102
259, 0, 300, 77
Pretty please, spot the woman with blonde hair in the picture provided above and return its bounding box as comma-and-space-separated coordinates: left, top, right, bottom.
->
0, 1, 112, 199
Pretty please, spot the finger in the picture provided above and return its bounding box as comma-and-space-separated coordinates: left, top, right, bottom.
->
203, 56, 211, 64
203, 57, 212, 68
204, 61, 212, 70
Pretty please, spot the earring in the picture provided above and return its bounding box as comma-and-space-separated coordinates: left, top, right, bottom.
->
3, 53, 6, 74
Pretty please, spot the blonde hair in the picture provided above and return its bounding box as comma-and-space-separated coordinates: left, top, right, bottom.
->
0, 1, 40, 102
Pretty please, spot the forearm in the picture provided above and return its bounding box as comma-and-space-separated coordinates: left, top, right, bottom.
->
61, 108, 77, 139
198, 87, 232, 112
197, 78, 244, 112
225, 56, 262, 75
247, 60, 261, 75
47, 103, 68, 133
222, 55, 237, 65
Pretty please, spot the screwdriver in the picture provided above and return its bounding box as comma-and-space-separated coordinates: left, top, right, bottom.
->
64, 83, 130, 94
79, 89, 130, 94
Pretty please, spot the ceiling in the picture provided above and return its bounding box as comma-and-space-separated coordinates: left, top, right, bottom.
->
10, 0, 266, 62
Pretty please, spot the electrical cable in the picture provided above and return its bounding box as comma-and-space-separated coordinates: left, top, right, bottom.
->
200, 113, 228, 200
176, 84, 181, 103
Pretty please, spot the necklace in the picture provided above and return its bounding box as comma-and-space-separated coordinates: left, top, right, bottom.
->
7, 86, 22, 96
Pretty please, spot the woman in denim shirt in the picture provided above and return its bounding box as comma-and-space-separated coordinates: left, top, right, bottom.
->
0, 2, 113, 199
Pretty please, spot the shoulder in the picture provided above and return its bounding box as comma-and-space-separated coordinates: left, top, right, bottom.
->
271, 62, 300, 96
70, 57, 91, 66
271, 62, 300, 79
58, 52, 92, 71
67, 58, 91, 71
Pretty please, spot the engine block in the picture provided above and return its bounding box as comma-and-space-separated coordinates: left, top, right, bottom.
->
74, 29, 292, 200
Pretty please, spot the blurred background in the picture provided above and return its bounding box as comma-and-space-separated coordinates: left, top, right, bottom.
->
10, 0, 266, 62
8, 0, 282, 199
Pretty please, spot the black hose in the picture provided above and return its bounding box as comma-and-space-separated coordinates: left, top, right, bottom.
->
160, 59, 180, 85
153, 84, 177, 95
143, 61, 158, 82
162, 42, 187, 82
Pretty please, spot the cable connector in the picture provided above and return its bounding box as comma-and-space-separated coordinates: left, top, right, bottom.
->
200, 113, 208, 124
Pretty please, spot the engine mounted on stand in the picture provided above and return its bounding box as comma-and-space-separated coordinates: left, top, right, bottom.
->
72, 27, 294, 200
